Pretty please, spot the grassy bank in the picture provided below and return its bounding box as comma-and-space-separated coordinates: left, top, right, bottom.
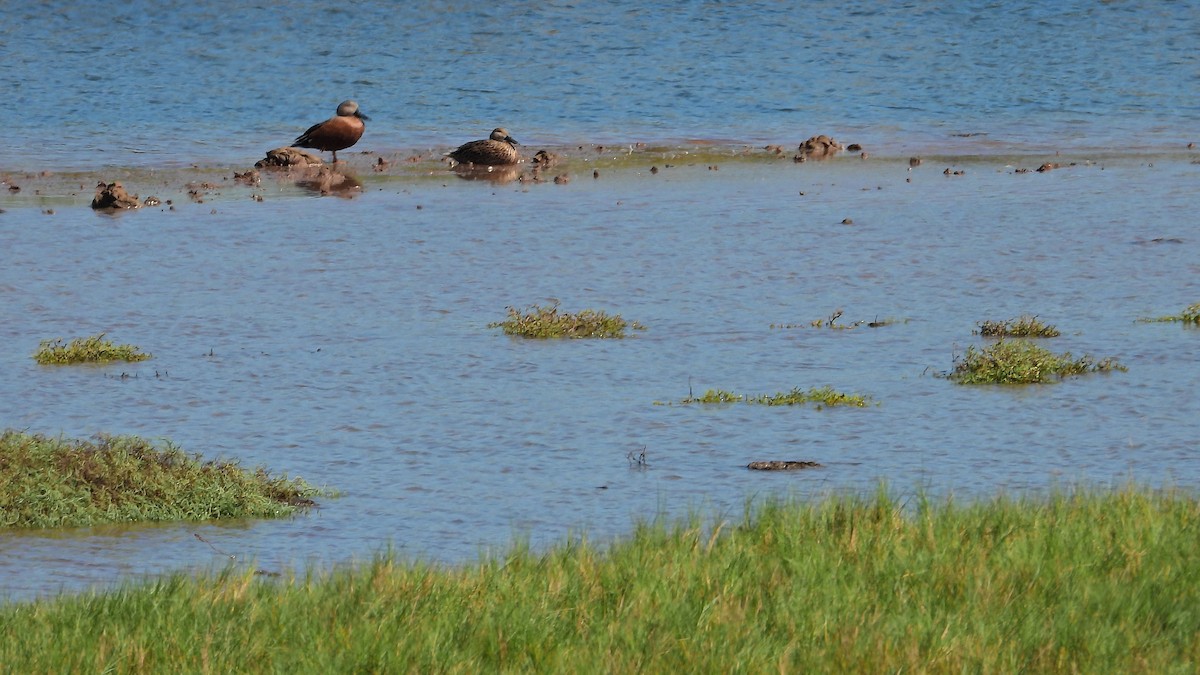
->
0, 431, 318, 528
1, 487, 1197, 672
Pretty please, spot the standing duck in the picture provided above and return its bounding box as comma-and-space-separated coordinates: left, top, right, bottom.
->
292, 100, 368, 163
447, 128, 521, 166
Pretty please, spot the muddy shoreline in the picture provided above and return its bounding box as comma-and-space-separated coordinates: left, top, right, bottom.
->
2, 141, 1196, 211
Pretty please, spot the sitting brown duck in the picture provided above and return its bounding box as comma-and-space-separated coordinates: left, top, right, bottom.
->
447, 128, 521, 167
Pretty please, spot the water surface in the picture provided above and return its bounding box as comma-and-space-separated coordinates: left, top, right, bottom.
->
3, 154, 1199, 600
1, 0, 1199, 602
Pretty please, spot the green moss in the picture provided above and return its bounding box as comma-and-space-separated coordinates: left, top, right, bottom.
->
978, 315, 1061, 338
489, 303, 645, 339
752, 386, 872, 407
664, 386, 872, 407
947, 339, 1125, 384
1139, 302, 1200, 324
33, 333, 151, 365
0, 431, 320, 529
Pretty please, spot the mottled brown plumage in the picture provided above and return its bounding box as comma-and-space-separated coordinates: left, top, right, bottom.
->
293, 100, 368, 163
447, 128, 521, 166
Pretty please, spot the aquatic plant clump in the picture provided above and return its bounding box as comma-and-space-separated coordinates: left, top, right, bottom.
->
670, 386, 872, 407
33, 333, 151, 365
770, 311, 906, 330
0, 431, 319, 529
680, 389, 745, 404
753, 386, 872, 407
947, 339, 1125, 384
1139, 302, 1200, 324
489, 303, 645, 339
977, 315, 1061, 338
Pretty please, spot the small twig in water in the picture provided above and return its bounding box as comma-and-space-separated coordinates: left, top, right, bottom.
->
627, 447, 648, 469
194, 532, 236, 561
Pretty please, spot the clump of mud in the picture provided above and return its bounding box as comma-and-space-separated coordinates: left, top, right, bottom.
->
797, 134, 844, 159
91, 181, 141, 210
255, 147, 323, 169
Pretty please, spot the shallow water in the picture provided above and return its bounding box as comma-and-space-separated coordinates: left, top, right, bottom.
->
2, 153, 1199, 601
1, 0, 1199, 602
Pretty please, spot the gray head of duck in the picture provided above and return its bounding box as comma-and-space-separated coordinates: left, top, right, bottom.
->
490, 128, 519, 147
337, 100, 369, 120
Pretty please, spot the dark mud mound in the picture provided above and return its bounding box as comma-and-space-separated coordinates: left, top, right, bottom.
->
90, 182, 141, 210
798, 134, 843, 158
255, 147, 324, 169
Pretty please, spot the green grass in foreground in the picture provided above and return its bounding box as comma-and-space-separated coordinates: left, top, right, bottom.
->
489, 303, 645, 339
948, 339, 1125, 384
662, 385, 872, 407
33, 333, 151, 364
0, 431, 318, 528
1139, 302, 1200, 325
1, 487, 1197, 672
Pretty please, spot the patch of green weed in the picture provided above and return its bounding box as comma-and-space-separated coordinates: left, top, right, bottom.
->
978, 315, 1061, 338
947, 340, 1125, 384
490, 303, 645, 338
34, 333, 151, 364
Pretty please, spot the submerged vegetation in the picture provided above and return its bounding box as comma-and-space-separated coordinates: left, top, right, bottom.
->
489, 303, 645, 339
947, 339, 1125, 384
33, 333, 151, 365
1, 487, 1197, 672
0, 431, 319, 529
770, 309, 907, 330
1138, 302, 1200, 325
664, 385, 873, 407
977, 315, 1061, 338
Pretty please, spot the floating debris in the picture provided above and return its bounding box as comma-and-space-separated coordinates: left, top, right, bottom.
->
747, 461, 822, 471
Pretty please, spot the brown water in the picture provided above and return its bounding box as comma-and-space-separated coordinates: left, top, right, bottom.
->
2, 148, 1199, 601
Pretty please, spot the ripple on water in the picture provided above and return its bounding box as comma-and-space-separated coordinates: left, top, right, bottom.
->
2, 155, 1200, 601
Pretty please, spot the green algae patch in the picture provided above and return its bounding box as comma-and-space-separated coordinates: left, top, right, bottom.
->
946, 339, 1125, 384
1138, 302, 1200, 325
490, 303, 645, 339
662, 386, 873, 408
977, 315, 1061, 338
33, 334, 151, 365
0, 431, 319, 529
